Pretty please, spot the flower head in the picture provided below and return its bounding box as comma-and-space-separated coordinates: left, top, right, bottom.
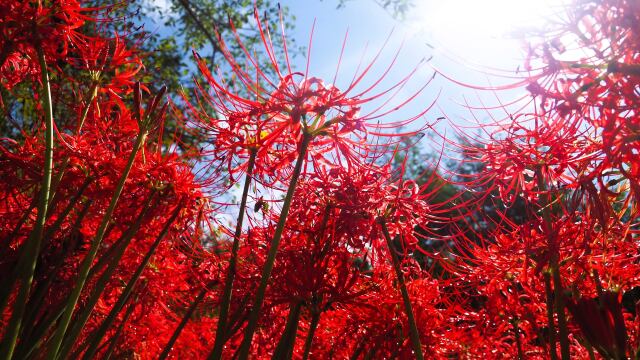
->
185, 8, 434, 189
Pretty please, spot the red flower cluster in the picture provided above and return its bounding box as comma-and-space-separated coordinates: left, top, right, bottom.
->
2, 0, 639, 358
439, 0, 640, 358
0, 1, 213, 359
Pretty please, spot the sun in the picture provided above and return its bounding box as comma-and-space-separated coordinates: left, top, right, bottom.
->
410, 0, 568, 65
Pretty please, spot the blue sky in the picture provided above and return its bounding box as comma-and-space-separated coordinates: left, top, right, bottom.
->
143, 0, 567, 209
275, 0, 564, 139
147, 0, 566, 143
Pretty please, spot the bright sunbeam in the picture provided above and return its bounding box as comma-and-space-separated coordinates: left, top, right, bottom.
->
411, 0, 567, 67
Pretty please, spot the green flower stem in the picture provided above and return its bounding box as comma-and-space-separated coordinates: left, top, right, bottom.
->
607, 62, 640, 77
16, 308, 65, 360
209, 150, 257, 360
237, 133, 312, 360
81, 204, 182, 360
272, 302, 303, 360
586, 342, 597, 360
220, 295, 251, 344
0, 201, 36, 315
45, 126, 149, 360
0, 43, 55, 360
56, 194, 156, 360
19, 187, 92, 341
593, 269, 604, 296
160, 279, 218, 360
302, 310, 321, 360
76, 79, 100, 134
43, 177, 93, 243
14, 200, 93, 360
47, 158, 71, 211
514, 320, 523, 360
85, 234, 133, 282
536, 168, 570, 360
551, 260, 570, 360
2, 173, 89, 322
544, 271, 559, 360
102, 294, 138, 360
350, 340, 366, 360
378, 218, 424, 360
47, 78, 99, 209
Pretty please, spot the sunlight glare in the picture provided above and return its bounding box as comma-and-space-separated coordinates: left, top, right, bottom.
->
412, 0, 566, 66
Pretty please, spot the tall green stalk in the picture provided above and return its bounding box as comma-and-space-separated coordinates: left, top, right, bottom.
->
160, 280, 218, 360
302, 310, 321, 360
536, 168, 570, 360
551, 260, 570, 360
42, 177, 93, 242
75, 78, 100, 134
56, 195, 156, 359
102, 294, 138, 360
0, 43, 54, 360
209, 150, 256, 360
19, 181, 93, 341
14, 200, 93, 360
44, 112, 150, 360
237, 133, 312, 360
272, 302, 303, 360
544, 271, 559, 360
47, 76, 99, 210
378, 218, 424, 360
81, 204, 182, 360
513, 319, 523, 360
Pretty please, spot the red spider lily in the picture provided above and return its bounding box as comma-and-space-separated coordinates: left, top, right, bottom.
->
0, 52, 39, 90
70, 32, 144, 97
287, 160, 440, 255
289, 163, 390, 250
183, 66, 298, 187
0, 99, 205, 358
184, 8, 434, 188
523, 0, 640, 212
266, 170, 381, 306
0, 2, 211, 358
440, 2, 640, 357
185, 8, 437, 357
307, 263, 446, 359
461, 112, 598, 205
5, 0, 640, 357
0, 0, 95, 81
267, 214, 372, 310
200, 159, 441, 358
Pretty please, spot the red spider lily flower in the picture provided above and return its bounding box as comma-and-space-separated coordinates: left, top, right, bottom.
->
1, 126, 205, 359
286, 159, 440, 255
70, 32, 144, 97
182, 66, 298, 187
522, 0, 640, 211
291, 163, 390, 250
0, 51, 40, 90
0, 10, 206, 354
0, 0, 96, 80
185, 8, 434, 189
310, 263, 445, 359
265, 174, 380, 307
465, 112, 598, 205
211, 226, 372, 358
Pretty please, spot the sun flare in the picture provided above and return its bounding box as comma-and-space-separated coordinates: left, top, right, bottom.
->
413, 0, 567, 63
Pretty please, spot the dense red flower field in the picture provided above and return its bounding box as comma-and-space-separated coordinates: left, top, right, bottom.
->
0, 0, 639, 359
